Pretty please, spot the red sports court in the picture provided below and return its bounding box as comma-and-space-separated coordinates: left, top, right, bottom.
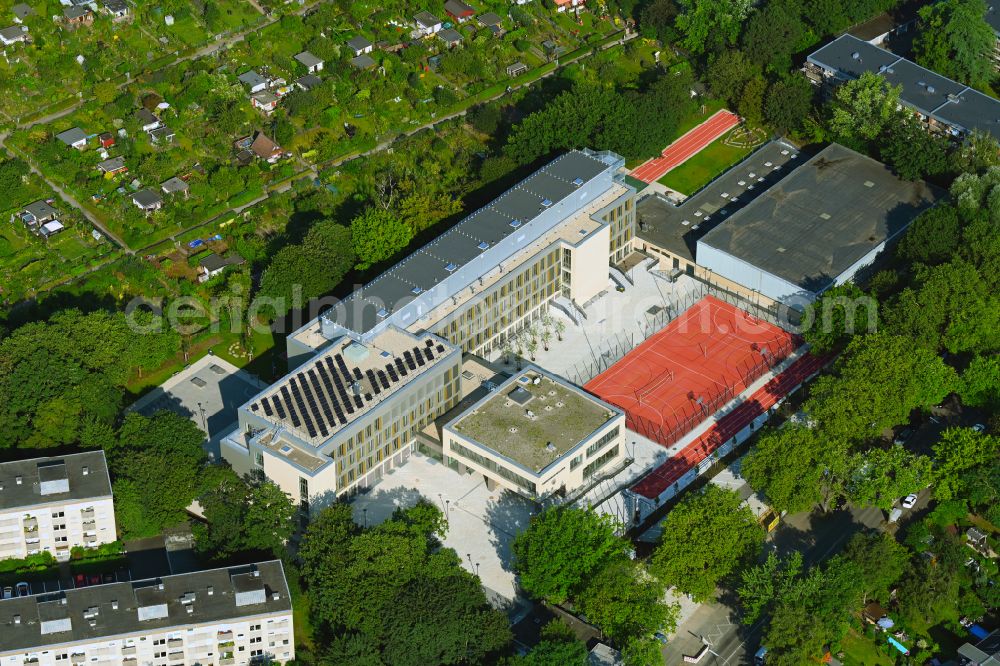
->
631, 352, 830, 500
630, 109, 740, 184
584, 296, 798, 449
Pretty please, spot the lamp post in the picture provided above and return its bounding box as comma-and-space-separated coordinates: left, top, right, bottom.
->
362, 508, 368, 529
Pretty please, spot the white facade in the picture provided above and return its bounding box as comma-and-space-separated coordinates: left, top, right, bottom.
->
0, 452, 116, 563
0, 496, 115, 562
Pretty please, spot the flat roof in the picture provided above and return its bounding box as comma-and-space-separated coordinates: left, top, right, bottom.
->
447, 367, 620, 474
807, 34, 1000, 140
320, 149, 620, 337
636, 140, 805, 261
0, 561, 290, 654
698, 143, 940, 291
0, 451, 111, 512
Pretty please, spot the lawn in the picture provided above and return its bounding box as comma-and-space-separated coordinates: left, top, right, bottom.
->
657, 133, 754, 196
839, 629, 896, 666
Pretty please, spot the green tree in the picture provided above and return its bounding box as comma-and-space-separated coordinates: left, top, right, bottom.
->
880, 113, 951, 181
960, 355, 1000, 410
897, 205, 962, 265
738, 551, 803, 624
742, 425, 840, 514
706, 50, 758, 104
805, 332, 958, 443
512, 507, 627, 604
350, 207, 414, 270
828, 72, 902, 145
675, 0, 753, 53
742, 1, 805, 72
503, 621, 588, 666
194, 475, 297, 561
576, 559, 679, 643
256, 220, 354, 316
737, 75, 767, 128
842, 532, 910, 602
764, 557, 863, 665
801, 283, 876, 353
914, 0, 995, 87
651, 485, 765, 601
110, 412, 208, 538
639, 0, 680, 43
932, 427, 1000, 500
846, 445, 932, 511
621, 637, 664, 666
764, 74, 814, 134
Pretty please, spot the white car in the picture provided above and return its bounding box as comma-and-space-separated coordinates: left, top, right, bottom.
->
973, 423, 986, 433
902, 494, 918, 509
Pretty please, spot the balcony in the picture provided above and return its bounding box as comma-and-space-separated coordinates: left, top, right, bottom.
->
22, 517, 37, 531
220, 658, 235, 666
122, 646, 137, 656
167, 639, 183, 649
217, 631, 234, 642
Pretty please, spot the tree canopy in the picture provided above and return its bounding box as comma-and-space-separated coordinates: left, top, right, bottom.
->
350, 207, 414, 270
914, 0, 995, 87
651, 485, 765, 601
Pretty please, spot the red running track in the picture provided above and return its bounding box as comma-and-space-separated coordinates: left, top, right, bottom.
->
631, 352, 831, 500
630, 109, 741, 184
584, 296, 798, 450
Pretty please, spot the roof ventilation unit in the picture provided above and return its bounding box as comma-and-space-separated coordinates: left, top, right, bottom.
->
541, 198, 553, 208
572, 177, 584, 186
444, 262, 458, 273
509, 219, 522, 229
477, 241, 489, 251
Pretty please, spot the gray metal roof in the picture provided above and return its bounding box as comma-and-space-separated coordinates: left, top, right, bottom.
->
160, 176, 188, 193
697, 143, 941, 293
0, 24, 26, 41
320, 149, 621, 337
414, 11, 442, 27
238, 70, 266, 87
11, 4, 33, 20
0, 451, 111, 512
807, 34, 1000, 140
438, 27, 463, 43
347, 36, 372, 52
0, 561, 290, 654
350, 54, 376, 69
55, 127, 87, 146
97, 156, 126, 172
23, 200, 58, 221
294, 51, 323, 67
132, 189, 162, 207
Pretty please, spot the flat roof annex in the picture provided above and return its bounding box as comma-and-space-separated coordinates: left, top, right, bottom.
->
698, 143, 940, 292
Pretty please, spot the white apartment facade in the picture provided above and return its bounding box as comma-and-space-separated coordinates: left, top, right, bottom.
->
0, 452, 116, 562
0, 561, 293, 666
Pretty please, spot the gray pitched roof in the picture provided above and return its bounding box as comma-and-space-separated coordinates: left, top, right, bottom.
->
351, 54, 377, 69
295, 74, 322, 90
807, 34, 1000, 141
63, 5, 90, 19
55, 127, 87, 145
160, 176, 188, 194
0, 451, 111, 512
347, 36, 372, 52
0, 24, 27, 41
438, 27, 463, 43
238, 70, 266, 88
132, 188, 163, 207
97, 156, 126, 172
294, 50, 323, 68
0, 561, 291, 654
414, 10, 442, 28
12, 4, 34, 20
24, 200, 58, 221
478, 12, 502, 26
445, 0, 475, 16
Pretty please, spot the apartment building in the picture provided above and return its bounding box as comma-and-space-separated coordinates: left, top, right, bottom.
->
804, 34, 1000, 142
225, 149, 637, 508
0, 452, 115, 562
443, 366, 626, 499
0, 561, 293, 666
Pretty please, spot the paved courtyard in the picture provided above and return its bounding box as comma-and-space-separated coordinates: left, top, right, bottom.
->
127, 354, 267, 460
349, 453, 538, 612
523, 269, 705, 385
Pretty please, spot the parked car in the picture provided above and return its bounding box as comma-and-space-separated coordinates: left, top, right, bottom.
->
15, 582, 29, 597
88, 574, 101, 586
888, 507, 903, 523
902, 494, 918, 509
102, 572, 115, 584
754, 647, 768, 665
973, 423, 987, 433
74, 573, 86, 588
894, 428, 913, 445
654, 632, 668, 644
2, 586, 12, 599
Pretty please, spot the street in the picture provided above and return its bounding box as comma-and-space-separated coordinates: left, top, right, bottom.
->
662, 490, 931, 665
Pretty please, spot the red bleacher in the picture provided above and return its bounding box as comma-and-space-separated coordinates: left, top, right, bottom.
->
630, 352, 831, 500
